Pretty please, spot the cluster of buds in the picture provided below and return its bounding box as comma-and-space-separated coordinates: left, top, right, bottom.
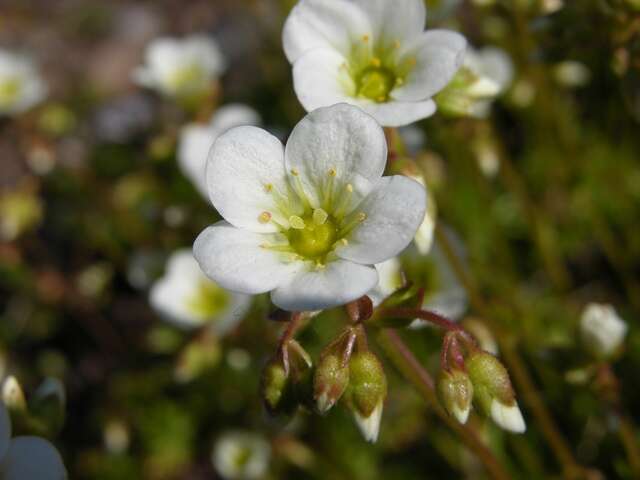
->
261, 298, 388, 442
437, 330, 525, 433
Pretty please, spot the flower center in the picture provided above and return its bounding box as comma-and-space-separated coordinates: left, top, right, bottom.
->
167, 63, 206, 93
185, 280, 230, 320
287, 213, 338, 260
0, 78, 21, 108
356, 66, 396, 103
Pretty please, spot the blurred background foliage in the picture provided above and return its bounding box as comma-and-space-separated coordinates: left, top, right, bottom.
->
0, 0, 639, 479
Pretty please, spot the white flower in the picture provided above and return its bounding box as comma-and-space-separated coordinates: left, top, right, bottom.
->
194, 103, 426, 312
353, 399, 383, 443
133, 35, 225, 100
580, 303, 628, 358
437, 46, 513, 118
283, 0, 466, 127
490, 399, 526, 433
178, 104, 261, 197
0, 402, 67, 480
150, 249, 251, 333
212, 431, 270, 480
0, 49, 46, 116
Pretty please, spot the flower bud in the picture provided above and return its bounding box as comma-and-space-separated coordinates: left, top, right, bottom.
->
467, 351, 526, 433
437, 369, 474, 424
580, 303, 627, 359
345, 352, 387, 442
314, 353, 349, 414
261, 358, 289, 413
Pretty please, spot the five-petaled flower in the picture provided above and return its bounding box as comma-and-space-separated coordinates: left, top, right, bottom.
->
193, 103, 426, 311
133, 35, 225, 103
283, 0, 467, 127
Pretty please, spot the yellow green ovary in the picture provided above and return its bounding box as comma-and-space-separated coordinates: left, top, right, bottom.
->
287, 215, 338, 260
356, 66, 397, 103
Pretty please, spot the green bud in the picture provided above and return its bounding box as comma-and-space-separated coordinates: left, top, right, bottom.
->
437, 369, 474, 424
467, 351, 526, 433
261, 358, 289, 413
345, 352, 387, 442
314, 353, 349, 414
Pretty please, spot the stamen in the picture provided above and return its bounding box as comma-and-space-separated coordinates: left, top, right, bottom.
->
258, 211, 272, 224
313, 208, 328, 225
371, 57, 381, 68
338, 211, 366, 238
289, 215, 306, 229
362, 35, 370, 43
333, 183, 354, 220
264, 183, 273, 193
289, 169, 312, 210
259, 243, 294, 253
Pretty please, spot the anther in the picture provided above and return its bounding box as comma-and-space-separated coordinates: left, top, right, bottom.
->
291, 168, 299, 176
362, 35, 370, 43
289, 215, 306, 229
371, 57, 381, 68
357, 212, 367, 222
258, 211, 272, 223
264, 183, 273, 192
313, 208, 328, 225
328, 168, 337, 177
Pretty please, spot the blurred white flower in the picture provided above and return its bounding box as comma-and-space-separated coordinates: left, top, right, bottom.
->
194, 104, 426, 311
178, 104, 261, 197
133, 35, 226, 101
212, 431, 270, 480
404, 233, 468, 327
367, 258, 405, 307
437, 46, 513, 118
0, 402, 67, 480
150, 249, 251, 333
580, 303, 627, 358
553, 61, 590, 88
283, 0, 466, 126
0, 49, 46, 116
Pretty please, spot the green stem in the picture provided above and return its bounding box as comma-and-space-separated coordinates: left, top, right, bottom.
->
376, 328, 512, 480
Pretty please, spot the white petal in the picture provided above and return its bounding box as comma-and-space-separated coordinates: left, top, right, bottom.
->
282, 0, 373, 62
0, 403, 11, 461
490, 400, 526, 433
392, 30, 467, 102
477, 47, 514, 93
193, 222, 299, 295
1, 436, 67, 480
206, 126, 290, 233
292, 48, 354, 114
178, 105, 261, 198
355, 98, 437, 127
271, 260, 378, 311
353, 400, 383, 443
284, 103, 386, 211
209, 293, 253, 337
337, 176, 426, 265
352, 0, 425, 49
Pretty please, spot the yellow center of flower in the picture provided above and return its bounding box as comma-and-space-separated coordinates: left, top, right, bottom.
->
0, 78, 21, 108
168, 63, 206, 93
184, 280, 230, 320
287, 213, 338, 260
357, 66, 396, 103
